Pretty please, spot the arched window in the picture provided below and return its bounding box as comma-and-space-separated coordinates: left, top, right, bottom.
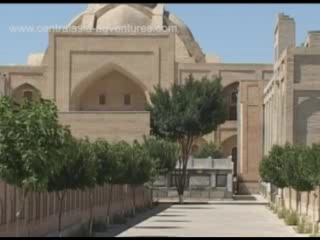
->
23, 90, 33, 102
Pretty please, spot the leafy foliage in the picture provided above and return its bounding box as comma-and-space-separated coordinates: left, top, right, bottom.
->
142, 136, 180, 177
193, 141, 223, 158
146, 74, 227, 200
283, 144, 314, 192
126, 142, 156, 186
0, 97, 66, 192
47, 136, 97, 193
259, 145, 288, 189
146, 74, 227, 140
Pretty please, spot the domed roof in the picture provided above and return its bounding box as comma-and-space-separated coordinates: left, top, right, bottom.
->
95, 5, 151, 29
41, 4, 207, 65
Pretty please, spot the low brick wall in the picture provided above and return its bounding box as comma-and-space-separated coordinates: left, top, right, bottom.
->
0, 181, 151, 237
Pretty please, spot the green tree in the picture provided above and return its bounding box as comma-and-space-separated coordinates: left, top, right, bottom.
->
307, 143, 320, 223
283, 144, 315, 214
0, 97, 66, 236
193, 141, 223, 158
259, 155, 271, 183
110, 141, 133, 218
146, 74, 227, 203
142, 136, 180, 204
125, 142, 156, 215
78, 139, 98, 237
94, 139, 129, 226
47, 134, 92, 237
260, 145, 288, 208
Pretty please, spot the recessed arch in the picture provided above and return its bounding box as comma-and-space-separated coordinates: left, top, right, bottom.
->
70, 63, 150, 111
294, 96, 320, 145
11, 83, 41, 104
221, 135, 237, 159
222, 82, 239, 121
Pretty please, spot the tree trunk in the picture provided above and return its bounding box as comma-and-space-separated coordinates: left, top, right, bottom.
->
307, 191, 310, 216
132, 186, 136, 216
15, 189, 28, 237
179, 194, 184, 204
175, 137, 193, 205
150, 181, 154, 208
88, 189, 94, 237
56, 191, 66, 237
122, 185, 126, 217
296, 190, 299, 212
289, 187, 292, 210
106, 185, 113, 226
299, 192, 302, 215
318, 186, 320, 222
281, 188, 285, 209
313, 191, 317, 235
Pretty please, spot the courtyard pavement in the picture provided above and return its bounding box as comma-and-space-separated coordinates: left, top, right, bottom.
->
115, 203, 301, 237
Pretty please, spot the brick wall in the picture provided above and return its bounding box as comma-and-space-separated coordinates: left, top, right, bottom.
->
0, 181, 151, 237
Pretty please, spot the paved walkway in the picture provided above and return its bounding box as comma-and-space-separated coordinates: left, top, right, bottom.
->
116, 203, 300, 237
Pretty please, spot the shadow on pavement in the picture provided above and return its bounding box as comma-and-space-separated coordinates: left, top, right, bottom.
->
233, 195, 257, 201
128, 236, 173, 237
154, 214, 186, 217
134, 226, 183, 229
94, 203, 172, 237
170, 207, 214, 210
152, 220, 191, 223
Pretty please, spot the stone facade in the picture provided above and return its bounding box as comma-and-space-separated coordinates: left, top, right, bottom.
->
153, 157, 233, 200
1, 5, 320, 195
263, 13, 320, 152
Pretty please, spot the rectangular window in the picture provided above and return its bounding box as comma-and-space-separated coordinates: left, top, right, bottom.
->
99, 94, 106, 105
23, 90, 33, 102
216, 174, 227, 187
124, 94, 131, 105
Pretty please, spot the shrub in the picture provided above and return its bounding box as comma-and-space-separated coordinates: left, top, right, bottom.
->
305, 221, 313, 234
278, 208, 288, 219
297, 216, 306, 233
285, 210, 299, 226
193, 141, 223, 158
314, 223, 319, 234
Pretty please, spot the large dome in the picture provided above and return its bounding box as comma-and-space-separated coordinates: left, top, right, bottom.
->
67, 4, 206, 63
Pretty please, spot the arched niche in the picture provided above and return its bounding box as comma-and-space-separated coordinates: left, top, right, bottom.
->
11, 83, 41, 104
70, 63, 150, 111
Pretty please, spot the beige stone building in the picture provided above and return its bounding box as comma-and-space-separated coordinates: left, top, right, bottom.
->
1, 4, 317, 194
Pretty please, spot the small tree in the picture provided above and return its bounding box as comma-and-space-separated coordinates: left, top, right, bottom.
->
47, 134, 90, 237
94, 139, 129, 226
284, 144, 315, 214
259, 155, 271, 183
193, 141, 223, 158
0, 97, 66, 236
259, 145, 288, 208
73, 138, 97, 237
308, 143, 320, 226
142, 136, 180, 203
146, 74, 227, 203
125, 142, 156, 216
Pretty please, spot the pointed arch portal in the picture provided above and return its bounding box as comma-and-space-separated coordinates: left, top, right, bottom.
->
70, 63, 150, 111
